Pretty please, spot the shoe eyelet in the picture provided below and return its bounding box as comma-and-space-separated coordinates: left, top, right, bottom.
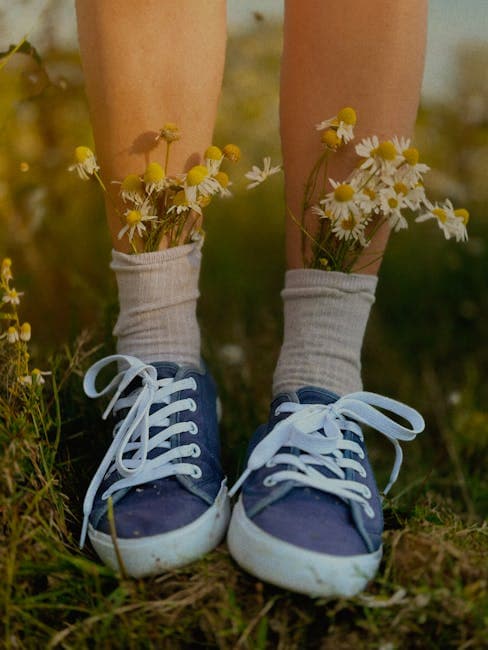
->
191, 444, 201, 458
191, 466, 202, 479
188, 398, 197, 412
263, 476, 276, 487
188, 421, 199, 435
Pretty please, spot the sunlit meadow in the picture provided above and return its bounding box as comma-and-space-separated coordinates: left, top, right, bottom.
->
0, 7, 487, 650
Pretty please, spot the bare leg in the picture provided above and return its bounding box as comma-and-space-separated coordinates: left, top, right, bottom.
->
75, 0, 227, 251
281, 0, 428, 273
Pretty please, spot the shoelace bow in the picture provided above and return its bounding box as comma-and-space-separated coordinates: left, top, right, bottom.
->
229, 391, 425, 518
80, 354, 201, 548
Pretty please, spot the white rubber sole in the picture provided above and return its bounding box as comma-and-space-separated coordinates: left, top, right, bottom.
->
88, 482, 230, 578
227, 498, 382, 598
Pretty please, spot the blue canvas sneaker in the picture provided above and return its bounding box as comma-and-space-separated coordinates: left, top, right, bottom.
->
80, 354, 230, 578
227, 387, 424, 597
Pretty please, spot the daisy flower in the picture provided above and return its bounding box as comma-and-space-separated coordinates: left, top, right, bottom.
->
6, 326, 19, 343
214, 171, 233, 198
393, 139, 431, 185
204, 146, 224, 175
68, 146, 99, 180
315, 107, 357, 144
118, 203, 158, 242
356, 137, 401, 175
184, 165, 220, 203
20, 322, 31, 342
2, 288, 23, 305
416, 200, 468, 242
322, 179, 362, 221
1, 258, 12, 281
331, 213, 367, 244
118, 174, 145, 204
157, 122, 181, 143
168, 190, 202, 216
245, 157, 281, 189
143, 162, 166, 194
19, 368, 51, 386
222, 144, 241, 163
379, 186, 410, 232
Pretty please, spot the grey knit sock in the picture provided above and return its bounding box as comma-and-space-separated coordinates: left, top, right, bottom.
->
272, 269, 378, 397
111, 242, 202, 366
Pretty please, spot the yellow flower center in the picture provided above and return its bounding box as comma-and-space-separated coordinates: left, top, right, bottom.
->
7, 326, 17, 338
376, 141, 397, 161
363, 188, 376, 200
334, 184, 355, 202
388, 197, 399, 209
341, 215, 356, 231
337, 107, 357, 126
74, 146, 94, 163
214, 171, 229, 188
186, 165, 208, 186
321, 129, 341, 149
318, 258, 329, 268
122, 174, 143, 193
198, 195, 212, 208
159, 122, 181, 142
432, 208, 447, 223
223, 144, 241, 162
393, 182, 409, 195
205, 145, 223, 161
454, 208, 469, 225
173, 190, 188, 206
20, 322, 31, 340
126, 210, 142, 225
144, 162, 165, 184
403, 147, 419, 166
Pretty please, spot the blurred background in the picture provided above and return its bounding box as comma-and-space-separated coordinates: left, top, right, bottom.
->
0, 1, 487, 513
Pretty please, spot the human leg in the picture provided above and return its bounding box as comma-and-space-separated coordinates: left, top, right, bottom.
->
76, 1, 229, 575
228, 0, 427, 596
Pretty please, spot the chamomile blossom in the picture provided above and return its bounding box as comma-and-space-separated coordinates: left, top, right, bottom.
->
184, 165, 220, 203
204, 146, 224, 175
323, 179, 362, 221
331, 213, 367, 244
143, 162, 166, 194
2, 288, 23, 305
118, 203, 158, 242
245, 157, 281, 189
379, 186, 410, 231
214, 171, 232, 198
356, 137, 402, 175
416, 200, 468, 242
19, 368, 51, 386
20, 322, 31, 342
316, 107, 357, 144
392, 138, 431, 185
1, 258, 12, 281
119, 174, 145, 204
222, 144, 241, 162
168, 190, 202, 216
157, 122, 181, 143
68, 146, 99, 180
6, 326, 19, 343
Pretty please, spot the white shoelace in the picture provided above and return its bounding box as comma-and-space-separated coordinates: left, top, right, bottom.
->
229, 392, 425, 518
80, 354, 201, 548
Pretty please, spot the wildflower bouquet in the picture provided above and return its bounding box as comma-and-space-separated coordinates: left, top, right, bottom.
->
1, 258, 50, 397
69, 124, 241, 254
297, 107, 469, 272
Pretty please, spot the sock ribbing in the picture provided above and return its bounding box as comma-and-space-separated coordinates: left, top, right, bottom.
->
111, 242, 202, 366
272, 268, 377, 396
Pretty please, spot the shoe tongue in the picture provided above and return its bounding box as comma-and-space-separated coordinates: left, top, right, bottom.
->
296, 386, 339, 406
